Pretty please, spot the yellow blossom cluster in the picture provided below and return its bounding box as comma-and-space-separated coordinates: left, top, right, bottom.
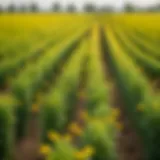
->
48, 131, 61, 142
47, 130, 72, 143
40, 131, 73, 156
68, 122, 83, 136
75, 146, 95, 160
40, 144, 51, 156
40, 142, 95, 159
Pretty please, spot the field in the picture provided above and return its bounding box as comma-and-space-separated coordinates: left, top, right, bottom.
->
0, 13, 160, 160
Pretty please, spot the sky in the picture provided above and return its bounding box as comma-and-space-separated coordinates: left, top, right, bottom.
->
0, 0, 159, 9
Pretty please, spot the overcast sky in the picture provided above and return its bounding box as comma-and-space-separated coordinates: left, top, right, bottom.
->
0, 0, 159, 9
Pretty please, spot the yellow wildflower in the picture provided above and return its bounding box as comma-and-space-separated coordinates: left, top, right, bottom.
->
68, 123, 83, 136
48, 131, 60, 142
40, 144, 51, 156
75, 151, 86, 159
82, 146, 95, 157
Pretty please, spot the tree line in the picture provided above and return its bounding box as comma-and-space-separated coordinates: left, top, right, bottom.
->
0, 2, 160, 13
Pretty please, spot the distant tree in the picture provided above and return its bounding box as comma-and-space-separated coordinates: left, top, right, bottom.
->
124, 3, 135, 12
52, 2, 61, 12
7, 3, 17, 12
99, 6, 114, 13
145, 6, 154, 12
66, 4, 77, 12
146, 3, 160, 12
29, 3, 39, 12
0, 5, 3, 13
18, 5, 28, 12
157, 4, 160, 11
83, 3, 97, 12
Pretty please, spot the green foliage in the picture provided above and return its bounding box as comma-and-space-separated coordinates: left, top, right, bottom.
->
0, 95, 17, 160
47, 140, 75, 160
41, 38, 87, 142
82, 26, 117, 160
83, 120, 117, 160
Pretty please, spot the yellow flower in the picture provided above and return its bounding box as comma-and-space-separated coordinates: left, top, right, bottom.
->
40, 144, 51, 156
48, 131, 60, 142
82, 146, 95, 157
68, 123, 83, 136
31, 103, 39, 113
75, 146, 95, 159
75, 151, 85, 159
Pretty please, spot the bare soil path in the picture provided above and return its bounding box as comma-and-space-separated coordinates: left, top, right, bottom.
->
13, 112, 41, 160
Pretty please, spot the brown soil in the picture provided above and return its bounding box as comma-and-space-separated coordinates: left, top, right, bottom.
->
71, 91, 86, 146
13, 112, 41, 160
110, 84, 144, 160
